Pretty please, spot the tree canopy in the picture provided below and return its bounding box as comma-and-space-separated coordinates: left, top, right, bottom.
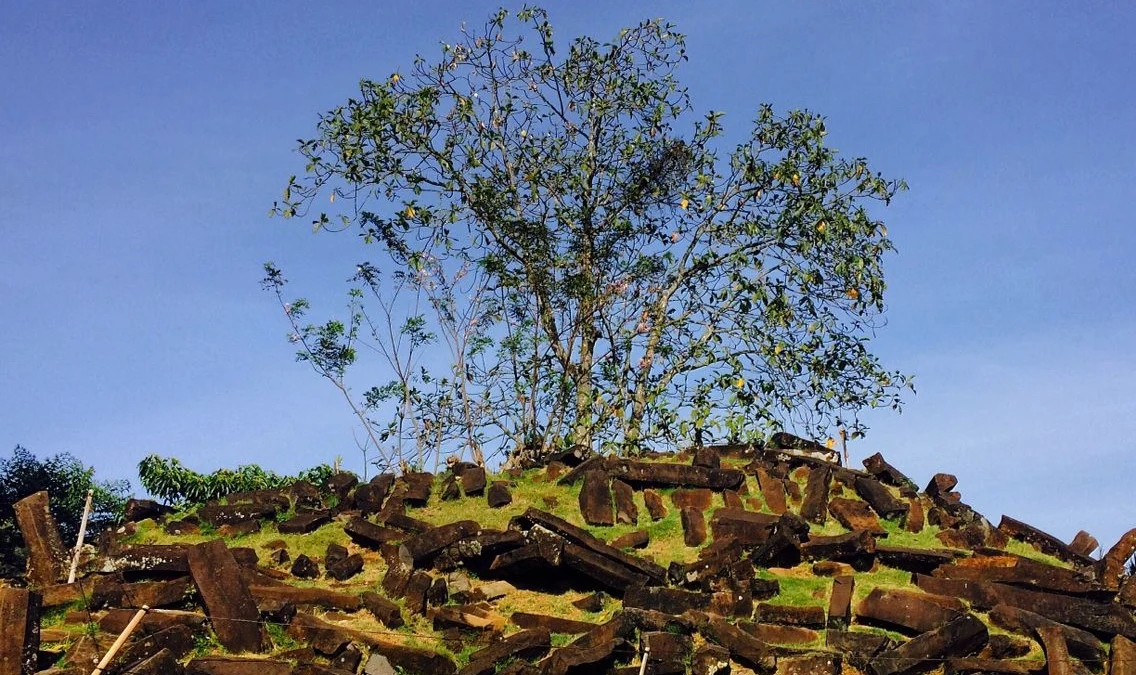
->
268, 6, 911, 470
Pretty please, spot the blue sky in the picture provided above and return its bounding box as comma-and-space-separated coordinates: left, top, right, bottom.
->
2, 2, 1133, 550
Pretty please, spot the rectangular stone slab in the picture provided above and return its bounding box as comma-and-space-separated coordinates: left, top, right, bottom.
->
853, 476, 909, 520
861, 452, 918, 491
874, 544, 958, 574
799, 466, 831, 524
755, 468, 788, 515
868, 613, 988, 675
511, 612, 598, 634
399, 520, 481, 567
459, 628, 551, 675
510, 508, 667, 583
0, 588, 40, 675
606, 459, 745, 491
827, 576, 855, 630
12, 491, 66, 587
855, 587, 962, 635
184, 656, 293, 675
998, 516, 1094, 568
932, 552, 1107, 596
98, 544, 191, 574
186, 540, 266, 653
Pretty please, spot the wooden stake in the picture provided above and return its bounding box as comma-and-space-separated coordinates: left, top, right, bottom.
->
89, 605, 148, 675
637, 646, 650, 675
67, 489, 94, 584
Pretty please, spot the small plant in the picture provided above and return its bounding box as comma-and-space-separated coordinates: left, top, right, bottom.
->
137, 454, 333, 506
192, 630, 224, 656
265, 622, 299, 651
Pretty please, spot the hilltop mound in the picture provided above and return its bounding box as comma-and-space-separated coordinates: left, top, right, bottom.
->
4, 440, 1136, 675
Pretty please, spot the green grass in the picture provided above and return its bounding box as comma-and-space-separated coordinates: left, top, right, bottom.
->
1002, 539, 1073, 568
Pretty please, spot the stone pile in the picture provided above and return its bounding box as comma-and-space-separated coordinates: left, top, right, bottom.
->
3, 436, 1136, 675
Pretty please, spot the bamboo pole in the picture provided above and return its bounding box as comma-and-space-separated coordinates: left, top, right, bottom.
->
89, 605, 148, 675
637, 646, 651, 675
67, 489, 94, 584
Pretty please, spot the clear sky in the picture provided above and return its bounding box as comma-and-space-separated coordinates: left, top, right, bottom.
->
2, 2, 1133, 550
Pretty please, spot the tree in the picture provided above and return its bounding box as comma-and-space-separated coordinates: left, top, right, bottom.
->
0, 445, 129, 578
270, 6, 912, 466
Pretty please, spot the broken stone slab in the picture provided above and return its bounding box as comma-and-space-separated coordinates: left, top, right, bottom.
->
12, 491, 67, 587
579, 470, 615, 527
0, 588, 40, 675
112, 625, 195, 673
196, 502, 279, 527
1099, 526, 1136, 590
459, 466, 487, 496
682, 507, 708, 546
606, 459, 745, 491
511, 612, 598, 634
625, 586, 715, 615
184, 656, 292, 675
855, 587, 964, 635
611, 530, 649, 549
458, 629, 551, 675
343, 515, 404, 549
861, 453, 918, 492
987, 604, 1104, 665
91, 576, 194, 609
99, 544, 191, 574
539, 639, 625, 675
828, 497, 886, 535
756, 468, 788, 515
643, 489, 667, 520
431, 604, 505, 632
1034, 623, 1075, 675
640, 630, 693, 675
1067, 531, 1099, 558
980, 634, 1034, 660
799, 466, 832, 524
291, 553, 320, 579
738, 622, 820, 647
868, 613, 989, 675
399, 520, 482, 568
777, 653, 841, 675
853, 476, 909, 521
326, 472, 360, 505
691, 612, 777, 672
123, 499, 177, 523
487, 482, 512, 508
98, 608, 207, 636
691, 643, 731, 675
944, 658, 1045, 674
904, 494, 925, 533
826, 630, 896, 670
709, 508, 779, 546
361, 591, 404, 628
874, 544, 959, 575
185, 539, 266, 653
276, 513, 330, 534
998, 516, 1095, 569
768, 432, 842, 464
827, 576, 855, 630
612, 479, 638, 525
692, 446, 722, 469
326, 553, 364, 581
555, 455, 607, 486
801, 529, 876, 566
753, 603, 826, 628
672, 488, 714, 510
403, 570, 434, 614
249, 584, 361, 612
122, 648, 186, 675
562, 542, 651, 592
750, 519, 806, 569
354, 474, 395, 514
509, 508, 667, 584
1111, 635, 1136, 675
932, 551, 1108, 596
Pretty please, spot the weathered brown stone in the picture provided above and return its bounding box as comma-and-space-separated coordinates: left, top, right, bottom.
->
694, 613, 776, 672
709, 508, 779, 545
753, 603, 826, 627
342, 516, 402, 549
672, 488, 714, 511
487, 482, 512, 508
562, 542, 650, 591
98, 608, 207, 636
612, 530, 649, 549
404, 570, 433, 614
932, 551, 1106, 595
640, 630, 693, 675
540, 640, 623, 675
291, 553, 319, 579
197, 502, 279, 527
122, 648, 186, 675
511, 612, 598, 634
739, 622, 819, 646
944, 658, 1044, 674
573, 592, 605, 612
828, 497, 886, 535
439, 474, 461, 501
12, 491, 66, 587
626, 586, 713, 615
326, 553, 364, 580
579, 470, 615, 526
612, 479, 638, 525
998, 516, 1094, 568
853, 476, 909, 520
799, 466, 831, 524
354, 474, 395, 514
692, 446, 721, 469
826, 630, 895, 671
607, 459, 745, 491
0, 588, 40, 675
904, 495, 925, 533
769, 432, 840, 462
458, 629, 550, 675
827, 576, 854, 630
861, 452, 918, 491
360, 591, 403, 628
855, 587, 963, 634
801, 529, 876, 565
756, 468, 788, 515
510, 509, 667, 584
276, 512, 330, 534
113, 625, 195, 672
986, 604, 1104, 664
777, 654, 840, 675
691, 644, 731, 675
1066, 531, 1098, 558
643, 490, 667, 520
91, 577, 193, 609
980, 634, 1033, 660
682, 507, 708, 546
250, 584, 360, 612
99, 544, 190, 574
874, 544, 958, 574
869, 613, 989, 675
1120, 575, 1136, 608
1100, 526, 1136, 589
458, 466, 487, 496
1034, 623, 1074, 675
1111, 635, 1136, 675
123, 498, 176, 523
399, 520, 481, 567
184, 656, 292, 675
812, 561, 854, 577
399, 471, 433, 506
186, 540, 266, 653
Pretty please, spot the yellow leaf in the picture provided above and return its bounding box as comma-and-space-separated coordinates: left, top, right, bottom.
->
879, 223, 888, 236
735, 377, 745, 388
390, 73, 400, 84
791, 173, 800, 186
825, 437, 835, 449
846, 287, 859, 299
816, 220, 826, 232
329, 192, 335, 203
774, 343, 782, 355
679, 197, 689, 210
405, 206, 416, 218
